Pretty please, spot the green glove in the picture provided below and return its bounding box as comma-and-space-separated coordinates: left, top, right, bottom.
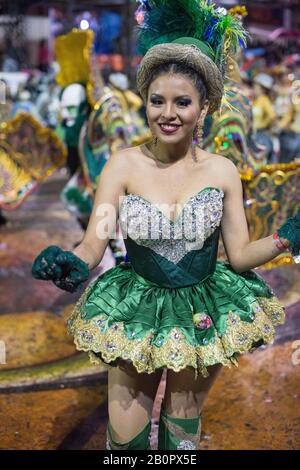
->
277, 208, 300, 257
32, 245, 89, 293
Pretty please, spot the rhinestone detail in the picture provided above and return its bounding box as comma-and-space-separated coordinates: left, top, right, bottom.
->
119, 188, 224, 263
177, 440, 196, 450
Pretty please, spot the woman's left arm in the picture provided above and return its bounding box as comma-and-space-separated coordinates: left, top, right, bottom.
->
220, 158, 287, 274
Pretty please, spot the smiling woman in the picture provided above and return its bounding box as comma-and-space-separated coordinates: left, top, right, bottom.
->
31, 0, 300, 452
145, 71, 208, 162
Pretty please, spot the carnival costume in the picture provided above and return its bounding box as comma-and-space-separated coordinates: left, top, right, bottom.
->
203, 7, 267, 171
0, 113, 66, 210
32, 1, 299, 451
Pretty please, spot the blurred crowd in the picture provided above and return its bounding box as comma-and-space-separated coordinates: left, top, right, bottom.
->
237, 41, 300, 164
1, 39, 300, 165
0, 70, 61, 129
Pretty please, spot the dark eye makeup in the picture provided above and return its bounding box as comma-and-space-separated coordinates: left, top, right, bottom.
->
177, 98, 192, 106
149, 95, 192, 106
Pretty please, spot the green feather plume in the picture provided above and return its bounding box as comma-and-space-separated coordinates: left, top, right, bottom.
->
137, 0, 248, 73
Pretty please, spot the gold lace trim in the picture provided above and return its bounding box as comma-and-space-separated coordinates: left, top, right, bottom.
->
160, 413, 201, 450
67, 288, 285, 378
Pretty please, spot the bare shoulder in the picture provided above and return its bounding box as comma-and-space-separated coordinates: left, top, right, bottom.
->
209, 153, 241, 192
209, 153, 238, 171
105, 146, 141, 172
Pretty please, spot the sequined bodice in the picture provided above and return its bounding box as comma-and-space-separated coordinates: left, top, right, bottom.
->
119, 187, 224, 288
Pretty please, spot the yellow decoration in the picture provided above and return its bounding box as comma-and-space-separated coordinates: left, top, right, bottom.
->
240, 162, 300, 269
55, 29, 94, 88
214, 136, 228, 153
240, 162, 300, 181
0, 112, 66, 209
228, 6, 248, 18
0, 112, 66, 180
0, 149, 33, 206
263, 256, 294, 269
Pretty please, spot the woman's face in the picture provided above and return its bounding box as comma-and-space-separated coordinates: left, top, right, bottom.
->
146, 73, 207, 145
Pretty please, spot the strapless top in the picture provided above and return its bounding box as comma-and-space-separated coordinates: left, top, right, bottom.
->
119, 187, 224, 288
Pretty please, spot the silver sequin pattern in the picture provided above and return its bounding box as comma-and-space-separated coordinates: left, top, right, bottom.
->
119, 189, 224, 263
177, 440, 197, 450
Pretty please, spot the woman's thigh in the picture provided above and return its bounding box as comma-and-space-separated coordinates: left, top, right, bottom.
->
108, 360, 164, 442
162, 364, 222, 418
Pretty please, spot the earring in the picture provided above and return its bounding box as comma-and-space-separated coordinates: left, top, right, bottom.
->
196, 122, 204, 147
191, 142, 198, 162
192, 122, 203, 162
153, 136, 158, 146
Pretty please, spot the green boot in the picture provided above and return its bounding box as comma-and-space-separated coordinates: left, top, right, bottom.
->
158, 408, 201, 450
106, 420, 152, 450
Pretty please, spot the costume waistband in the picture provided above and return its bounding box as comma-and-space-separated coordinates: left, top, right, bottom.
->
123, 230, 220, 289
131, 267, 213, 289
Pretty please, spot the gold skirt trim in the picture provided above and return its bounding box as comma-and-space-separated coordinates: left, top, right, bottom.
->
67, 288, 285, 378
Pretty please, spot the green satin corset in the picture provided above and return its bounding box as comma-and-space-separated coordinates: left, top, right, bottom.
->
119, 187, 224, 288
124, 228, 220, 288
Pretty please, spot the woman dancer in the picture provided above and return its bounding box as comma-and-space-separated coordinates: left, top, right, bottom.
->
32, 1, 300, 450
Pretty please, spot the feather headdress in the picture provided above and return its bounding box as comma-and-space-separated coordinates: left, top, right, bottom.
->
137, 0, 247, 74
135, 1, 248, 113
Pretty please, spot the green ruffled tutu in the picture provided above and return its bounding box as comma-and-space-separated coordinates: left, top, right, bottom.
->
67, 260, 285, 378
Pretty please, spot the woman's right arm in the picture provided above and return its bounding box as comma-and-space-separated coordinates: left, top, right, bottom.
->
72, 150, 130, 270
